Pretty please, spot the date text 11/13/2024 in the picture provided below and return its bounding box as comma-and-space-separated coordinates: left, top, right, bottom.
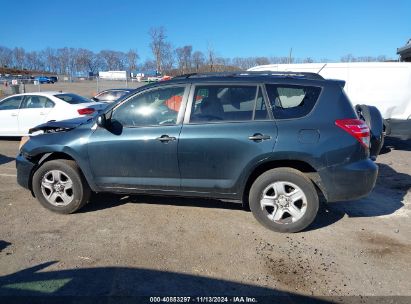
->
149, 297, 257, 303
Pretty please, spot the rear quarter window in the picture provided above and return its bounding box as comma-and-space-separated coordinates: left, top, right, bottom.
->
55, 93, 92, 104
265, 84, 321, 119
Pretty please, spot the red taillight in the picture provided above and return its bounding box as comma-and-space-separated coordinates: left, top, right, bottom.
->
335, 119, 370, 148
77, 108, 95, 115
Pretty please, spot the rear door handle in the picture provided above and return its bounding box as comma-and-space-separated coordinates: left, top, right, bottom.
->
248, 134, 271, 141
156, 135, 176, 143
40, 112, 46, 115
11, 113, 18, 117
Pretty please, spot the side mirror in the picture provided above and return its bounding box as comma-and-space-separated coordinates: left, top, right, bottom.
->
96, 114, 107, 128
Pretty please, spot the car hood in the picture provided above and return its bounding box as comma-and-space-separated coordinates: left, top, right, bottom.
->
29, 116, 94, 134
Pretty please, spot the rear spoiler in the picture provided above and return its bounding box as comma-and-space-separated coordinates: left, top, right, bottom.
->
327, 79, 346, 88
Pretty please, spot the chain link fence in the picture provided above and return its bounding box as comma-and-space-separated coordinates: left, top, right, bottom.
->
0, 76, 147, 99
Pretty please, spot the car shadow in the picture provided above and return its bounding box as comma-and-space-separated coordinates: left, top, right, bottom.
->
81, 164, 410, 232
380, 137, 411, 154
0, 240, 11, 253
0, 261, 332, 303
0, 154, 14, 165
0, 137, 21, 142
81, 193, 244, 213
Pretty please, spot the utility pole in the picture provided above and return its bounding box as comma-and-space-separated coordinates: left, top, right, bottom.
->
288, 48, 293, 64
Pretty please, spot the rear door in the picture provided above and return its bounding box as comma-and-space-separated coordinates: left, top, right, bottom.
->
178, 83, 278, 196
18, 95, 55, 134
0, 95, 23, 135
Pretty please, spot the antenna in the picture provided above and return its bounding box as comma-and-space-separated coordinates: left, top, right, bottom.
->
317, 63, 327, 74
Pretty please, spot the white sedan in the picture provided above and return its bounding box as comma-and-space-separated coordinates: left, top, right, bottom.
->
0, 92, 107, 136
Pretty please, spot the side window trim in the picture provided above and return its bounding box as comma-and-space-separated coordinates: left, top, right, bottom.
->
261, 84, 274, 120
251, 86, 259, 121
264, 83, 323, 120
184, 83, 273, 124
20, 95, 53, 109
252, 84, 274, 121
44, 97, 55, 108
111, 84, 190, 128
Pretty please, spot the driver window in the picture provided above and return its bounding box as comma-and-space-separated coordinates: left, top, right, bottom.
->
112, 86, 185, 127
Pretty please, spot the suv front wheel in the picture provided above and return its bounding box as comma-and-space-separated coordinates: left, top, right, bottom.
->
249, 168, 319, 233
32, 159, 91, 214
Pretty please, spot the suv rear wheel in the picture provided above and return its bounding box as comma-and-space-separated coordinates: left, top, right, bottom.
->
249, 168, 319, 233
32, 159, 91, 214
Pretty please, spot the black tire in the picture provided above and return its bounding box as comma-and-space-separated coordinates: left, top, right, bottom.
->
32, 159, 91, 214
249, 168, 319, 233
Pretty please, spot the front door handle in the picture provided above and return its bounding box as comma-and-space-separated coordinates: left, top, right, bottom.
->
248, 133, 271, 141
156, 135, 176, 143
11, 113, 18, 117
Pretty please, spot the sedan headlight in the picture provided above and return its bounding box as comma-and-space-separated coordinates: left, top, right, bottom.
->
19, 136, 30, 151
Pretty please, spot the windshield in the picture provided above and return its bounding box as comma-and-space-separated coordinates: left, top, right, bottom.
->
55, 93, 93, 104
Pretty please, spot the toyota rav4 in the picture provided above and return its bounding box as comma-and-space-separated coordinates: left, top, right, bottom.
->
16, 72, 379, 233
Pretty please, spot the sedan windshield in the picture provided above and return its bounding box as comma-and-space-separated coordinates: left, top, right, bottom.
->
54, 93, 92, 104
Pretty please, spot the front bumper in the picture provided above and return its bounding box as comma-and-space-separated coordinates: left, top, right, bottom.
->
16, 153, 35, 190
386, 119, 411, 140
319, 158, 378, 202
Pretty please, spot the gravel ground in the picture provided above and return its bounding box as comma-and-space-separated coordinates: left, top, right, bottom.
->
0, 137, 410, 301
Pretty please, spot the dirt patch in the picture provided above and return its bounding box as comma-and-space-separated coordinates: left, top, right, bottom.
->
255, 237, 351, 295
358, 232, 411, 257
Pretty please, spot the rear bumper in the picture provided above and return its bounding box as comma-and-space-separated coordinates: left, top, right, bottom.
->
16, 154, 35, 190
386, 119, 411, 140
319, 159, 378, 202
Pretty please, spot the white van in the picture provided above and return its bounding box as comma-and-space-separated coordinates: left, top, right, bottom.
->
248, 62, 411, 139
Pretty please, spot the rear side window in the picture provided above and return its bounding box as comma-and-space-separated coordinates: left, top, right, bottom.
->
190, 85, 269, 122
55, 93, 92, 104
265, 84, 321, 119
21, 95, 55, 109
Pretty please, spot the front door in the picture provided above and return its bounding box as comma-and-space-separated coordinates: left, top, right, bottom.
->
88, 85, 188, 192
0, 95, 23, 136
18, 95, 55, 134
178, 84, 278, 196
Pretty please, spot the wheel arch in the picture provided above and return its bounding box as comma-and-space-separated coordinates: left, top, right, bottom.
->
241, 159, 326, 209
28, 151, 96, 193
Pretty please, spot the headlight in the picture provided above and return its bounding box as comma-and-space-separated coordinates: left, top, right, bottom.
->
19, 136, 30, 151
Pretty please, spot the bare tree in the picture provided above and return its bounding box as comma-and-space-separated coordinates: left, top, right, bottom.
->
192, 51, 205, 72
57, 47, 70, 75
75, 48, 102, 75
25, 51, 43, 71
99, 50, 127, 70
149, 26, 169, 74
255, 57, 270, 66
41, 48, 59, 73
13, 47, 25, 69
232, 57, 255, 70
340, 54, 356, 62
176, 45, 192, 74
303, 57, 314, 63
142, 59, 156, 72
161, 43, 175, 74
207, 44, 216, 72
0, 46, 13, 68
126, 49, 139, 71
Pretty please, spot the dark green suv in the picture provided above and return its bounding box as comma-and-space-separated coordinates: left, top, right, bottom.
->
16, 72, 379, 233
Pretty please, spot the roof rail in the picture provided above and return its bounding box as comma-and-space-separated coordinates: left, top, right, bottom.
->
173, 71, 324, 80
